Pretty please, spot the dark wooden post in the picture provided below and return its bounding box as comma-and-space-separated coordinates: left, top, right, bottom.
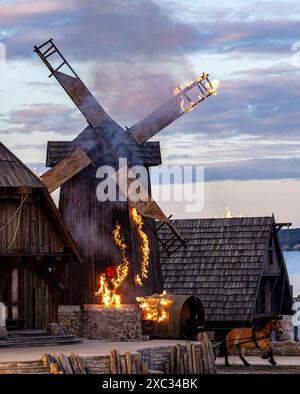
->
0, 264, 13, 302
49, 261, 67, 324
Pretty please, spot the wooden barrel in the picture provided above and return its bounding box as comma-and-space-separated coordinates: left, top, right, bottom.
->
142, 294, 205, 339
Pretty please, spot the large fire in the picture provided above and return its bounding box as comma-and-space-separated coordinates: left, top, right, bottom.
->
95, 222, 129, 308
131, 207, 150, 286
136, 291, 173, 323
95, 208, 151, 307
174, 72, 219, 113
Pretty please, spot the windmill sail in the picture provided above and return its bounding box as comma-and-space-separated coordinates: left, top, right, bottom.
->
41, 147, 92, 193
34, 39, 108, 127
129, 73, 217, 144
116, 165, 185, 243
53, 71, 108, 127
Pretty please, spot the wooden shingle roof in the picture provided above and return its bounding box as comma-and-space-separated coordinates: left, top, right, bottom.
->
159, 217, 274, 322
0, 142, 44, 188
46, 140, 162, 167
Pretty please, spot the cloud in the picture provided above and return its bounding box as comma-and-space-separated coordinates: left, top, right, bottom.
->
3, 1, 298, 62
150, 157, 300, 184
1, 0, 300, 184
158, 64, 300, 144
0, 103, 84, 134
2, 0, 198, 61
204, 158, 300, 182
91, 57, 194, 124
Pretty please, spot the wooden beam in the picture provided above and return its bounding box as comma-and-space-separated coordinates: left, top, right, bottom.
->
41, 148, 92, 193
116, 166, 185, 243
53, 71, 109, 128
274, 223, 292, 232
128, 74, 213, 144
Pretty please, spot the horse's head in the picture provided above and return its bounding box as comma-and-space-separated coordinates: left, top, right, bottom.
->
271, 319, 283, 335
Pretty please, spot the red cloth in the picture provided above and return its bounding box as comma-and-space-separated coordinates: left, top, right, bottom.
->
106, 266, 116, 278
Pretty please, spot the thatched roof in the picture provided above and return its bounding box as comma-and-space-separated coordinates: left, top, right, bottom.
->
159, 216, 285, 322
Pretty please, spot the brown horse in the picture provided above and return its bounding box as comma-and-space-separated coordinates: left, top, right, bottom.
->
223, 320, 283, 367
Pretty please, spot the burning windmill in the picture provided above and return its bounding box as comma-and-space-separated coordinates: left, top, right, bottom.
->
34, 39, 217, 307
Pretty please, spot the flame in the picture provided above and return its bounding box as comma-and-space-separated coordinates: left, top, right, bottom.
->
131, 208, 150, 285
95, 273, 121, 308
223, 207, 232, 218
136, 290, 173, 323
136, 274, 142, 287
207, 79, 219, 95
95, 222, 130, 308
173, 72, 219, 113
173, 79, 195, 96
111, 223, 130, 290
216, 207, 244, 219
179, 97, 193, 113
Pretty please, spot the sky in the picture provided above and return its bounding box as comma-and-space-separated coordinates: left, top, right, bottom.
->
0, 0, 300, 225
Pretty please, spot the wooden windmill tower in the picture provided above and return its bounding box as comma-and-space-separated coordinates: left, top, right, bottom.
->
34, 39, 216, 305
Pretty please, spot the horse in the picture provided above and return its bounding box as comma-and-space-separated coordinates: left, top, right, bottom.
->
221, 320, 283, 367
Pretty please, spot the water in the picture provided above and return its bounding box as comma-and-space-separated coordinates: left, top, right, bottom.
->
284, 251, 300, 297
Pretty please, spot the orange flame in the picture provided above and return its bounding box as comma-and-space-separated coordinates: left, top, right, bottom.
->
95, 273, 121, 308
95, 222, 129, 308
131, 208, 150, 286
135, 274, 142, 287
111, 223, 130, 290
136, 291, 173, 322
174, 72, 219, 113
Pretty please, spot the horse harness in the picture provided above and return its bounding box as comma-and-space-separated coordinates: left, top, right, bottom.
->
228, 328, 271, 348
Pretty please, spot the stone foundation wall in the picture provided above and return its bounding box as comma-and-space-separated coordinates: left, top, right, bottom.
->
80, 344, 203, 374
280, 315, 294, 341
58, 305, 83, 336
247, 340, 300, 356
59, 304, 145, 341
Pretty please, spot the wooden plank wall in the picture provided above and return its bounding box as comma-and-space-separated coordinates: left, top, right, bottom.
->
59, 164, 163, 305
2, 266, 50, 330
18, 266, 50, 329
0, 196, 65, 254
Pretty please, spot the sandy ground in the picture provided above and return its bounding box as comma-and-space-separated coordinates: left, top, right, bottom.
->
215, 355, 300, 373
0, 339, 194, 362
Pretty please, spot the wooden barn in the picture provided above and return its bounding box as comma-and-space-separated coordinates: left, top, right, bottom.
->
159, 216, 293, 338
0, 142, 81, 331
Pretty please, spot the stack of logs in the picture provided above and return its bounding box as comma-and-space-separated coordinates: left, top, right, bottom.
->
43, 353, 87, 374
164, 335, 216, 374
109, 350, 149, 374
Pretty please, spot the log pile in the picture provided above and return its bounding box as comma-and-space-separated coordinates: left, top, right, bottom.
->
164, 336, 216, 374
109, 350, 149, 374
42, 353, 87, 374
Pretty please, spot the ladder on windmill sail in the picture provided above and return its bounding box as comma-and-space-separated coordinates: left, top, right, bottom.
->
34, 38, 80, 78
146, 215, 187, 256
118, 166, 186, 255
34, 39, 108, 128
